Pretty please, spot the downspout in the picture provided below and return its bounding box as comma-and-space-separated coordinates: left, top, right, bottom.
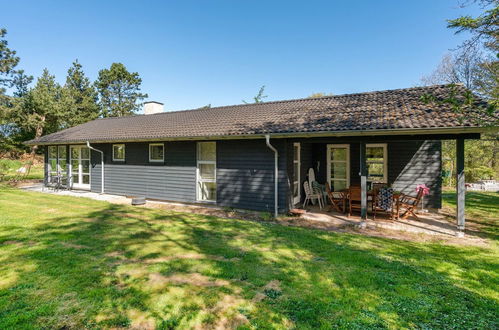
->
86, 141, 104, 194
265, 135, 278, 218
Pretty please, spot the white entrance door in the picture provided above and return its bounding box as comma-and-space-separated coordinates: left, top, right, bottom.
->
327, 144, 350, 191
293, 143, 301, 204
70, 146, 91, 190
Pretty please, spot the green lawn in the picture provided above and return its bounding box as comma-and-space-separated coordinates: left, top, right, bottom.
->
0, 159, 44, 181
0, 186, 498, 329
442, 189, 499, 240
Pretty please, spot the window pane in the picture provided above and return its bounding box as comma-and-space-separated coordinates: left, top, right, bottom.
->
368, 163, 384, 182
200, 163, 215, 180
71, 160, 79, 172
293, 163, 299, 179
48, 146, 57, 158
82, 160, 90, 174
81, 148, 90, 159
331, 162, 346, 179
200, 182, 216, 201
49, 159, 57, 172
58, 146, 66, 159
367, 147, 384, 161
293, 145, 299, 161
149, 145, 164, 160
113, 145, 125, 160
331, 148, 346, 161
58, 160, 67, 172
71, 148, 78, 159
150, 145, 164, 160
82, 175, 90, 184
198, 142, 216, 161
331, 180, 347, 192
72, 174, 79, 184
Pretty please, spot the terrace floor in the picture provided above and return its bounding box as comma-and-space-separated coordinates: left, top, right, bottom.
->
299, 205, 459, 237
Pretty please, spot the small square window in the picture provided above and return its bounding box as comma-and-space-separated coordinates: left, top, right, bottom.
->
112, 144, 125, 161
149, 144, 164, 162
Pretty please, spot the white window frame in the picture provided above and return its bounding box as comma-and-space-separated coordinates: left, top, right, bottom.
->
293, 142, 301, 205
327, 144, 350, 191
112, 144, 125, 162
196, 142, 217, 202
366, 143, 388, 183
149, 143, 164, 162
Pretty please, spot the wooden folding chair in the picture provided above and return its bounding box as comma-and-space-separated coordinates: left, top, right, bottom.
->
325, 182, 346, 213
397, 188, 425, 219
348, 185, 362, 217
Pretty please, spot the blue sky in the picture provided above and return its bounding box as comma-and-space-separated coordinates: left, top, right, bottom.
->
1, 0, 481, 111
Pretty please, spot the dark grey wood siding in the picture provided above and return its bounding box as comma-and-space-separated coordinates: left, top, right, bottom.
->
389, 140, 441, 209
40, 137, 441, 213
217, 139, 290, 213
90, 142, 196, 202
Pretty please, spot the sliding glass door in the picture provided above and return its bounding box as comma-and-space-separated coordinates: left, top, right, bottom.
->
70, 146, 90, 190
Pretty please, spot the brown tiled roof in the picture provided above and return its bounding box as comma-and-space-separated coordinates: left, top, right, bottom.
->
27, 84, 496, 145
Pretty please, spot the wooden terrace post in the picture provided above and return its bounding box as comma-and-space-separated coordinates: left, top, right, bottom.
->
456, 138, 465, 237
360, 141, 367, 225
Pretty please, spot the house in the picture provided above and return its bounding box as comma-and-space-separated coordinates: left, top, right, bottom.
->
26, 84, 497, 233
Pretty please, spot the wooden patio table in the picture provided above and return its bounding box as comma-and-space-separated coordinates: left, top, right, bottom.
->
339, 189, 403, 219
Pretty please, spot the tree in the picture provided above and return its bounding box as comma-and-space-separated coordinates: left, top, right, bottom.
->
0, 28, 20, 94
422, 48, 498, 105
9, 69, 63, 156
95, 63, 148, 117
0, 28, 22, 154
447, 0, 498, 53
421, 49, 498, 183
308, 92, 333, 98
11, 70, 33, 97
61, 60, 99, 127
243, 85, 267, 104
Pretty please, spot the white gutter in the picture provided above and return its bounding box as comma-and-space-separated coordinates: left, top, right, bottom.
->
265, 135, 278, 218
86, 141, 104, 194
25, 126, 492, 146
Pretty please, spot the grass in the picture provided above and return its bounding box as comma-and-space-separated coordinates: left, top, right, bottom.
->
442, 189, 499, 240
0, 159, 44, 181
0, 186, 498, 329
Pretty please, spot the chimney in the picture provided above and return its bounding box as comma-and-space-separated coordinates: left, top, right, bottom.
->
143, 101, 164, 115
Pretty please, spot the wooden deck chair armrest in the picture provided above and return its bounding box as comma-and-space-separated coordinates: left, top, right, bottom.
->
399, 195, 417, 202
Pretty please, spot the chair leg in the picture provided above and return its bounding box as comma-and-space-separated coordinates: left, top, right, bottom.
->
317, 197, 323, 210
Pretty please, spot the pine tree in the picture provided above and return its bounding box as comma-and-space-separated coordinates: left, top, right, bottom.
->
95, 63, 148, 117
61, 60, 99, 127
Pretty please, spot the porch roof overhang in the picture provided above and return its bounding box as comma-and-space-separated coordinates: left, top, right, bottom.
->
25, 126, 490, 146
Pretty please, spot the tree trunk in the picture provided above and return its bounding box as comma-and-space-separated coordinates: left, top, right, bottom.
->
26, 116, 46, 178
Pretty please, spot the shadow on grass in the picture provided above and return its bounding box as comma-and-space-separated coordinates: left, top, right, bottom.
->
1, 199, 498, 328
